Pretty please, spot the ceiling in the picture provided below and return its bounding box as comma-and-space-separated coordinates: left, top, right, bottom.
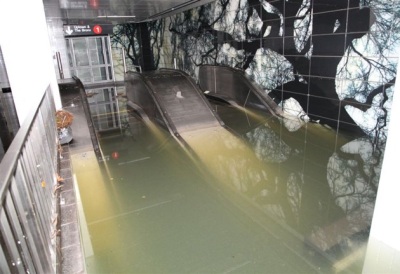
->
45, 0, 215, 24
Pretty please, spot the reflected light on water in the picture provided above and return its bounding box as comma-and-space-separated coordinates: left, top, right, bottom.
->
71, 151, 124, 264
181, 126, 275, 195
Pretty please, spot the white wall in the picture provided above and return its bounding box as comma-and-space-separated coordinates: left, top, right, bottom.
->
0, 0, 61, 125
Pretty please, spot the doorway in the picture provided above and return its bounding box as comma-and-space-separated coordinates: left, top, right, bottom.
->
66, 36, 114, 84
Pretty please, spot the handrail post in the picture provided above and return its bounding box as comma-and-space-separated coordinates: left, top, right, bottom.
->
56, 52, 64, 79
122, 48, 127, 73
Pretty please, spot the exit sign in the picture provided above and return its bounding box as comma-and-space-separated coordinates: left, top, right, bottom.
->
63, 24, 113, 37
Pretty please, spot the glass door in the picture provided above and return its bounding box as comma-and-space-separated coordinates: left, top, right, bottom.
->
66, 36, 114, 84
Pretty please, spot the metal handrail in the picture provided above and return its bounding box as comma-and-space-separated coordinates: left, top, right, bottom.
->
0, 86, 57, 273
122, 48, 142, 73
73, 76, 102, 159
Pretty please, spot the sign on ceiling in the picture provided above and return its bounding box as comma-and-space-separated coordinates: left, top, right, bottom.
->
63, 24, 113, 37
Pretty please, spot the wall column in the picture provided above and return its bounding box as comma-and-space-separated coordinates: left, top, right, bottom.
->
138, 22, 156, 71
0, 0, 61, 125
363, 57, 400, 272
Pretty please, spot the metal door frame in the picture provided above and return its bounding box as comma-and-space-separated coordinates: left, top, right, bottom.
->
66, 36, 115, 84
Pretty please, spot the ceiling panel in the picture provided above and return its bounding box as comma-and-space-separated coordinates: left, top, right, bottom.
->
45, 0, 215, 24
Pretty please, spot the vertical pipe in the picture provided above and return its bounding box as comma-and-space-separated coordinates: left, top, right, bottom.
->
174, 58, 177, 69
56, 52, 64, 79
106, 36, 116, 82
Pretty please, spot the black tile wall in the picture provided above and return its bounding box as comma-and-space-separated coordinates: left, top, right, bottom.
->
311, 35, 346, 56
262, 37, 284, 53
114, 0, 398, 136
310, 57, 343, 77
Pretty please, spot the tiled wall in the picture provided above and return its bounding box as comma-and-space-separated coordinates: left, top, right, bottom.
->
44, 0, 72, 80
113, 0, 399, 139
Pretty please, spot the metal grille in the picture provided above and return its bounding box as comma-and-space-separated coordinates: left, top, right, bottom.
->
0, 86, 57, 273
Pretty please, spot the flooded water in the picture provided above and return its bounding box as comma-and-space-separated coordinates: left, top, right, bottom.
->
71, 86, 384, 273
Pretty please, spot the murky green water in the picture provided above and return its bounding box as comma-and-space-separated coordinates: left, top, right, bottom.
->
72, 87, 384, 273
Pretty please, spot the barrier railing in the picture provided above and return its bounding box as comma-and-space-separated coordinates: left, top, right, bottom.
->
0, 86, 58, 273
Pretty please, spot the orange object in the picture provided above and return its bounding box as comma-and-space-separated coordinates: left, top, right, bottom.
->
56, 173, 64, 182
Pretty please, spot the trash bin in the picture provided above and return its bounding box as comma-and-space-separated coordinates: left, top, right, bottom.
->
58, 126, 73, 144
56, 110, 74, 144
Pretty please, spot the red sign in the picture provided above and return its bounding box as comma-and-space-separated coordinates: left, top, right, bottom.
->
93, 25, 103, 34
64, 24, 113, 37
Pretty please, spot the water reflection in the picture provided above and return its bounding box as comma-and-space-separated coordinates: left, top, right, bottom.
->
86, 85, 126, 132
81, 90, 383, 272
213, 105, 383, 270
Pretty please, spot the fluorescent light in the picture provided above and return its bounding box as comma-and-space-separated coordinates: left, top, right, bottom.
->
97, 15, 136, 18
